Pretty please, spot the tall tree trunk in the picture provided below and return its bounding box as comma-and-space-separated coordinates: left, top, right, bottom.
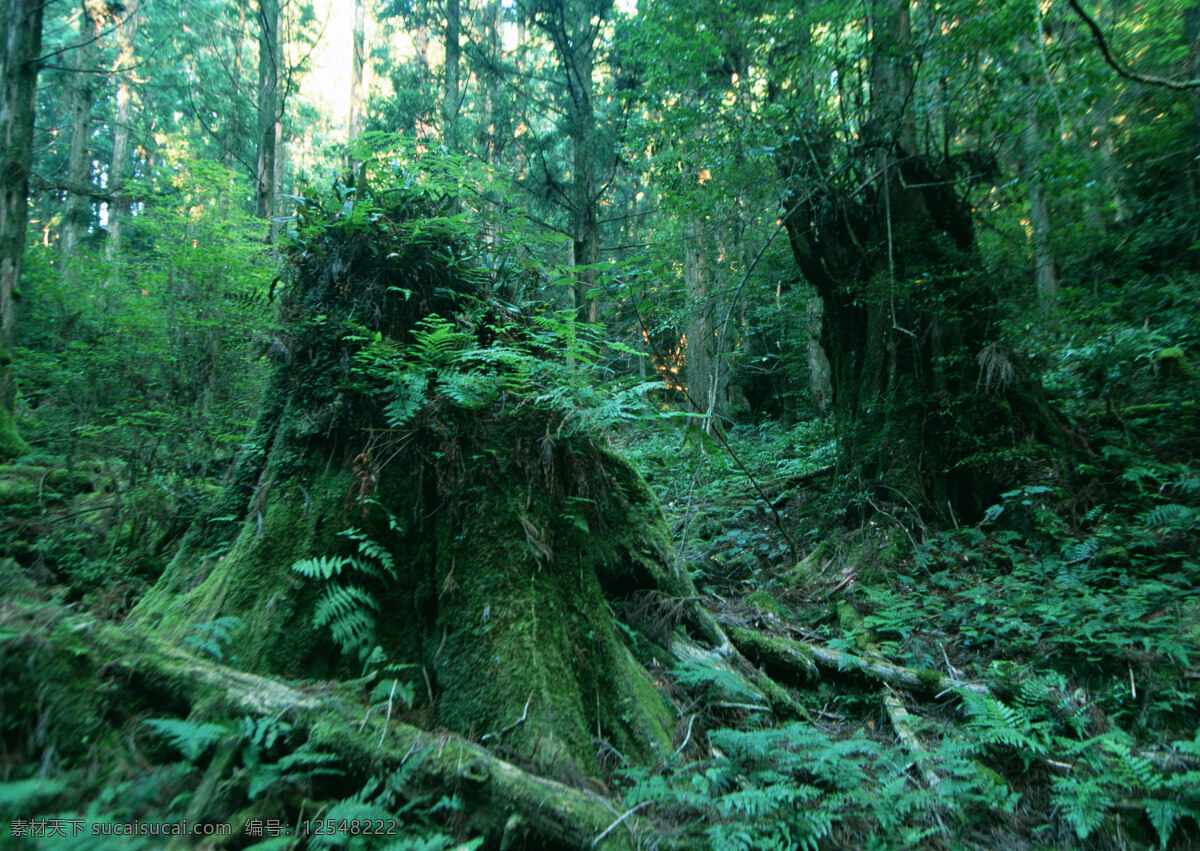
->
255, 0, 282, 227
1024, 117, 1057, 309
226, 0, 249, 168
685, 220, 714, 422
1185, 4, 1200, 238
527, 0, 606, 323
442, 0, 461, 153
62, 1, 108, 274
348, 0, 366, 151
807, 296, 832, 417
0, 0, 42, 458
572, 119, 599, 323
1018, 31, 1058, 313
106, 2, 140, 265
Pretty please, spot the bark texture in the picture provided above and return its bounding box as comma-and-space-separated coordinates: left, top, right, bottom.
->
0, 0, 42, 458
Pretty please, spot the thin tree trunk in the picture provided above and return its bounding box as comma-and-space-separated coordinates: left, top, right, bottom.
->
255, 0, 282, 226
0, 0, 43, 456
348, 0, 366, 150
226, 0, 249, 168
806, 296, 832, 417
442, 0, 461, 152
107, 2, 140, 265
1185, 5, 1200, 238
62, 2, 108, 273
685, 219, 713, 422
1023, 107, 1057, 310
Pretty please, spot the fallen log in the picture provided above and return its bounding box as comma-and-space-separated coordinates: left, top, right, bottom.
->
720, 620, 989, 697
97, 625, 658, 849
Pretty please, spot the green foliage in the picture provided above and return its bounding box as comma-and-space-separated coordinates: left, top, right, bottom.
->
19, 161, 270, 473
618, 720, 1017, 849
292, 527, 398, 664
0, 778, 67, 811
141, 718, 230, 760
143, 715, 340, 800
180, 616, 244, 661
670, 657, 766, 705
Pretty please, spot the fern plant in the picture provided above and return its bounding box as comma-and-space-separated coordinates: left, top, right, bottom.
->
181, 616, 244, 661
292, 527, 398, 665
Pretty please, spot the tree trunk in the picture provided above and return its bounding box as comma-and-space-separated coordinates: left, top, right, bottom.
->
348, 0, 366, 150
571, 91, 599, 324
527, 0, 605, 323
685, 219, 717, 424
106, 2, 139, 265
781, 0, 1083, 522
806, 296, 832, 417
1023, 96, 1057, 310
442, 0, 461, 153
1186, 4, 1200, 234
61, 1, 108, 276
254, 0, 282, 226
0, 0, 43, 458
225, 0, 249, 169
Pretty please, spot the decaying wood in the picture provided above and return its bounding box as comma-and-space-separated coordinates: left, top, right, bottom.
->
97, 626, 656, 849
721, 620, 989, 697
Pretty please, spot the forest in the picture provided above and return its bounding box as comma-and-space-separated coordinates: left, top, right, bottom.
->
1, 0, 1199, 847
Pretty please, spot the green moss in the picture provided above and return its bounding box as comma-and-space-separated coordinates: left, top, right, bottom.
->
422, 453, 676, 777
1155, 346, 1195, 379
745, 590, 783, 616
0, 601, 124, 768
132, 464, 354, 677
916, 668, 943, 690
0, 406, 29, 460
131, 412, 685, 778
0, 471, 38, 502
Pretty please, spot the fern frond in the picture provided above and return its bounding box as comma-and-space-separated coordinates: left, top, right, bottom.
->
1051, 774, 1113, 839
339, 528, 397, 577
961, 692, 1045, 759
181, 616, 244, 660
671, 659, 765, 704
291, 555, 354, 580
385, 372, 427, 428
438, 370, 497, 408
143, 718, 230, 761
314, 584, 378, 658
1138, 504, 1196, 530
1063, 536, 1099, 563
1173, 475, 1200, 494
1144, 799, 1186, 849
237, 716, 291, 752
1104, 738, 1162, 793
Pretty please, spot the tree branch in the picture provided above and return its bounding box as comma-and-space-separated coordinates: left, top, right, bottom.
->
1065, 0, 1200, 90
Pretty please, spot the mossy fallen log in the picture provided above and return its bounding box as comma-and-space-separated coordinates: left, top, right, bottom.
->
721, 621, 988, 697
8, 614, 658, 849
104, 631, 653, 849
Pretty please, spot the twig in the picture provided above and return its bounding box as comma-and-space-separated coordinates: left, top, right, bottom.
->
378, 679, 397, 749
674, 714, 697, 757
481, 692, 532, 743
591, 801, 650, 848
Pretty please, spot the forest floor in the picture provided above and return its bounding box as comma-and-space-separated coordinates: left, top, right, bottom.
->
2, 387, 1199, 849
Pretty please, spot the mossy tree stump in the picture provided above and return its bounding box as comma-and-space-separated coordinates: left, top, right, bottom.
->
133, 178, 696, 781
